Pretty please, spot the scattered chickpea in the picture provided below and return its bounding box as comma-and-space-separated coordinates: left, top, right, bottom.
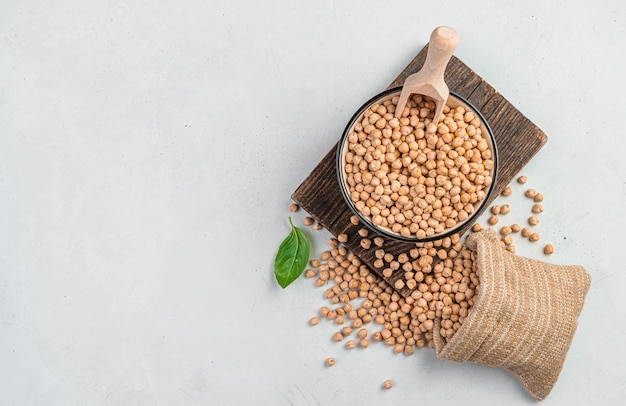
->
306, 221, 481, 357
394, 279, 405, 290
488, 215, 499, 225
338, 233, 348, 243
310, 317, 320, 326
499, 204, 510, 215
511, 223, 521, 233
383, 380, 393, 390
534, 193, 544, 202
325, 358, 335, 367
532, 203, 544, 213
491, 205, 501, 215
373, 237, 385, 247
505, 245, 516, 253
304, 216, 314, 226
358, 228, 369, 237
528, 216, 540, 226
472, 223, 482, 232
310, 259, 321, 268
521, 227, 532, 237
289, 203, 299, 213
360, 239, 372, 249
500, 226, 512, 235
357, 328, 368, 339
501, 236, 513, 246
305, 269, 316, 278
544, 244, 554, 255
501, 186, 513, 196
529, 233, 540, 242
350, 215, 360, 226
517, 175, 527, 184
525, 189, 537, 199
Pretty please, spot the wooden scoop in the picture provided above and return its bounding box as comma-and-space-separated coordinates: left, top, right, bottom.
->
394, 26, 459, 122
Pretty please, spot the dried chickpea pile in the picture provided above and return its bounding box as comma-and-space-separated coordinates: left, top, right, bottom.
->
304, 224, 480, 356
289, 172, 553, 380
343, 94, 494, 239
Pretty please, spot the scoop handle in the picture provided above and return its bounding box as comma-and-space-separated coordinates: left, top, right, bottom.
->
422, 26, 459, 83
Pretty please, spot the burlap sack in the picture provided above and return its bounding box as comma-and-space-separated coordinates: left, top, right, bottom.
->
433, 229, 591, 401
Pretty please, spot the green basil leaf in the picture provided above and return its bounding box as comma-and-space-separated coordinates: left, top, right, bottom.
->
274, 217, 310, 288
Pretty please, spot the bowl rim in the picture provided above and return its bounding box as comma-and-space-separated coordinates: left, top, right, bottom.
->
336, 86, 499, 243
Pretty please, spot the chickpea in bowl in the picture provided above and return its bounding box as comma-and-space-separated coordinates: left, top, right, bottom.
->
337, 88, 498, 242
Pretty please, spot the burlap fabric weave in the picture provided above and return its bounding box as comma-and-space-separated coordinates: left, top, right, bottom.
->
433, 229, 591, 401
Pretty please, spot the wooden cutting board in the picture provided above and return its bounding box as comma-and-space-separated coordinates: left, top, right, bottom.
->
292, 44, 547, 297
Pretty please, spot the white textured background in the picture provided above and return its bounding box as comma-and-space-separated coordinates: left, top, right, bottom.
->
1, 1, 624, 404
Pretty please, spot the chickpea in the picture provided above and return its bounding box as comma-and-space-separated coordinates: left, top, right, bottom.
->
500, 226, 512, 235
501, 186, 513, 196
345, 340, 356, 349
525, 189, 537, 198
383, 380, 393, 390
360, 239, 372, 249
532, 203, 544, 213
350, 215, 360, 225
488, 215, 499, 225
517, 175, 527, 184
529, 233, 540, 242
472, 223, 482, 232
528, 216, 540, 226
310, 317, 320, 326
544, 244, 554, 255
289, 203, 299, 212
534, 193, 544, 202
304, 216, 314, 226
521, 227, 532, 237
511, 223, 521, 233
325, 358, 335, 367
499, 204, 510, 215
338, 233, 348, 243
490, 205, 501, 215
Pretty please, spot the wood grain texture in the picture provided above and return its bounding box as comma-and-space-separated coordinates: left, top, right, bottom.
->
292, 45, 547, 297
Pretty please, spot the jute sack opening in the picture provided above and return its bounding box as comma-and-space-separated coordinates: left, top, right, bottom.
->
433, 229, 591, 401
